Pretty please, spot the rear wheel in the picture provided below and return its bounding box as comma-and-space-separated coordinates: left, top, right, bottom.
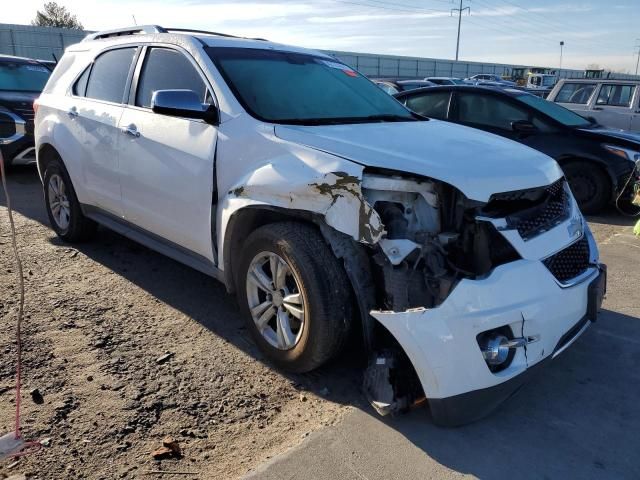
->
236, 222, 353, 373
563, 161, 611, 214
43, 157, 97, 242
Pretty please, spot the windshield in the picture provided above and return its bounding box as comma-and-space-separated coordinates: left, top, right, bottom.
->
516, 94, 591, 127
0, 61, 50, 92
206, 47, 416, 125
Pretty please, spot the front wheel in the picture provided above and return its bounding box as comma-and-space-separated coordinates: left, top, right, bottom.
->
235, 222, 353, 373
563, 162, 611, 215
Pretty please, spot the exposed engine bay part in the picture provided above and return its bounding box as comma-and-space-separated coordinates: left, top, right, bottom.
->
363, 349, 423, 416
361, 171, 521, 312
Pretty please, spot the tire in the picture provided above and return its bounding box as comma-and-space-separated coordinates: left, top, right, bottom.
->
563, 161, 611, 215
43, 156, 97, 242
235, 221, 353, 373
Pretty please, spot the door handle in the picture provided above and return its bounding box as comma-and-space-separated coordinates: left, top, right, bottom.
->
67, 107, 78, 118
120, 124, 140, 138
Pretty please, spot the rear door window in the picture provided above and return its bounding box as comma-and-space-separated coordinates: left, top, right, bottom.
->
85, 47, 137, 104
596, 84, 636, 107
554, 82, 596, 104
404, 91, 450, 119
135, 47, 208, 108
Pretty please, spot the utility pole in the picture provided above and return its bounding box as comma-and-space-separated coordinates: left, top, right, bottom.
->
559, 41, 564, 77
452, 0, 470, 62
635, 39, 640, 76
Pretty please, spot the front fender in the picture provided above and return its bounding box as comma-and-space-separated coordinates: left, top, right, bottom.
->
215, 123, 385, 269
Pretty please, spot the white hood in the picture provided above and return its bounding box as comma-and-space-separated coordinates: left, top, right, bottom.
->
275, 120, 563, 202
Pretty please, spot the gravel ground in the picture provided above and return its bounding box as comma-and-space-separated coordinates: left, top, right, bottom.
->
1, 165, 635, 479
0, 166, 360, 480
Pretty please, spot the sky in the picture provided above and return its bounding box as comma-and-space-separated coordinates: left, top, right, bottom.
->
5, 0, 640, 72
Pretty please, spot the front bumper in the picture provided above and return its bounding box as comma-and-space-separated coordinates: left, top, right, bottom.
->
371, 229, 605, 426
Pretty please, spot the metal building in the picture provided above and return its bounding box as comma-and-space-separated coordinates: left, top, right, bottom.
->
1, 23, 638, 81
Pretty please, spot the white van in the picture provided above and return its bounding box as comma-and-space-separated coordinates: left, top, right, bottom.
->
548, 78, 640, 132
34, 25, 606, 426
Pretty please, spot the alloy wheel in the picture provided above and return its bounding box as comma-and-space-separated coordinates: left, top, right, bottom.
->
47, 173, 71, 231
245, 251, 306, 350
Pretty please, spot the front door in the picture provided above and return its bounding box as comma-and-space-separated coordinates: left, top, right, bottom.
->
118, 46, 218, 262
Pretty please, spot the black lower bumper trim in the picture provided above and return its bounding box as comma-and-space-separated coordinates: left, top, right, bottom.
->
428, 357, 551, 427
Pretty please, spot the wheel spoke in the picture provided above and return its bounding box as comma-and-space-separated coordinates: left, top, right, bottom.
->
274, 261, 288, 290
248, 266, 273, 292
51, 204, 61, 216
283, 295, 304, 321
50, 178, 59, 196
251, 300, 273, 318
58, 180, 65, 196
255, 303, 275, 330
276, 309, 296, 349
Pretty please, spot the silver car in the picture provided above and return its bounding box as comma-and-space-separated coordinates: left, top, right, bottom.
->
548, 78, 640, 132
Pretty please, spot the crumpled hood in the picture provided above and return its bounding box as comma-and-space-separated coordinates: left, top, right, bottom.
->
274, 120, 562, 202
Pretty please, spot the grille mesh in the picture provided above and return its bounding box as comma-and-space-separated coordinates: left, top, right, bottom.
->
543, 237, 590, 283
509, 179, 570, 240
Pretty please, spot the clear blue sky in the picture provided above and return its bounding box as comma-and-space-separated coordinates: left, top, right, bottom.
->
8, 0, 640, 72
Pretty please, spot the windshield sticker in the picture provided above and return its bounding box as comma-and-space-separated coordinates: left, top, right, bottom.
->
320, 60, 358, 77
24, 65, 49, 73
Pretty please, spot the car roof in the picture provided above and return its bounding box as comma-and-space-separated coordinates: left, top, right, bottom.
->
394, 84, 525, 98
557, 78, 640, 84
74, 25, 330, 59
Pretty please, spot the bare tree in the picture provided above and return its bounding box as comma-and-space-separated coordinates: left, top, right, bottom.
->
31, 2, 83, 29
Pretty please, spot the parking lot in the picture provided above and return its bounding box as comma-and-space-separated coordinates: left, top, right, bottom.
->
0, 165, 639, 480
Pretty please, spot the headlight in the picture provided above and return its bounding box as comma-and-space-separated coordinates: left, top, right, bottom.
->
603, 144, 640, 164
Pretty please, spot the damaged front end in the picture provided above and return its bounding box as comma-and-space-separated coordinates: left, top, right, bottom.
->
355, 171, 525, 416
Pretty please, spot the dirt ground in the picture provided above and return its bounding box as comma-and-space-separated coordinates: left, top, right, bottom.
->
0, 166, 362, 480
0, 165, 636, 480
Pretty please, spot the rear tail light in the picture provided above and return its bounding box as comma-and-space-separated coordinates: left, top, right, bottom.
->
33, 98, 40, 114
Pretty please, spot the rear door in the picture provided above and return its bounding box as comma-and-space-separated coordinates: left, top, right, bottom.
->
118, 46, 218, 262
70, 46, 139, 217
589, 83, 636, 130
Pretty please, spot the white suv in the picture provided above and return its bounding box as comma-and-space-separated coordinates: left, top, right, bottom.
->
35, 25, 606, 426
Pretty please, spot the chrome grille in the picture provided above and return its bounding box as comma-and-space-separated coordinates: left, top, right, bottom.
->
543, 236, 590, 283
11, 106, 35, 123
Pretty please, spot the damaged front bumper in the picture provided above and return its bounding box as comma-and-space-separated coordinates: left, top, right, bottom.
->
371, 227, 605, 427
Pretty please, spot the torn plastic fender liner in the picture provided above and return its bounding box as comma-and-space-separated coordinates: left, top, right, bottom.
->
228, 170, 385, 244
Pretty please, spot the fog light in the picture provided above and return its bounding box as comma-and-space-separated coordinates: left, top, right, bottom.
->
481, 334, 511, 365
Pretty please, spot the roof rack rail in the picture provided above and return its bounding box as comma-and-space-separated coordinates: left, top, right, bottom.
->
163, 28, 240, 39
83, 25, 167, 42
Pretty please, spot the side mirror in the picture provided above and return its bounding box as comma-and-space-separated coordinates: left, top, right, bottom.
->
511, 120, 538, 135
587, 116, 598, 125
151, 89, 219, 125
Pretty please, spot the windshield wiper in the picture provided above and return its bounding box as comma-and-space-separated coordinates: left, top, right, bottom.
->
277, 113, 423, 126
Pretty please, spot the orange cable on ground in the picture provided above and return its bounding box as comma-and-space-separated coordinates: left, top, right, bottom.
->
0, 151, 41, 459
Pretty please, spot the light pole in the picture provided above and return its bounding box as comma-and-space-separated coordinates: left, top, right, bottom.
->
559, 41, 564, 78
635, 39, 640, 76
